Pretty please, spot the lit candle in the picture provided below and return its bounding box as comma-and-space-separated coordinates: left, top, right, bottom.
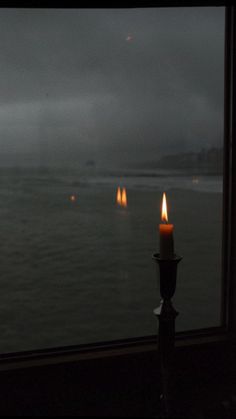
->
159, 192, 174, 259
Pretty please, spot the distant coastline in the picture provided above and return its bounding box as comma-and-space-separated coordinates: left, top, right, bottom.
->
140, 147, 223, 175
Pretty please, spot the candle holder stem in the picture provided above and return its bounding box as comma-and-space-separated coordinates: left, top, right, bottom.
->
152, 253, 182, 418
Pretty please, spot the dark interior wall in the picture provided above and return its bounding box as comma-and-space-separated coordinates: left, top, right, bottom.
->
0, 339, 232, 417
0, 350, 160, 417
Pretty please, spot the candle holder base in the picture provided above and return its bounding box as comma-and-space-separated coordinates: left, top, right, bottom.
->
152, 253, 182, 418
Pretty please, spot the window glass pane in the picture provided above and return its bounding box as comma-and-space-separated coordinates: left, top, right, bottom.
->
0, 7, 224, 353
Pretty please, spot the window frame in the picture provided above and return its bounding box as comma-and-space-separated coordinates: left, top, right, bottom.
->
0, 1, 233, 370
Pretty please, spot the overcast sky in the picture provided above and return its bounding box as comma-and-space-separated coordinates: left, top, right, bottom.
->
0, 7, 225, 167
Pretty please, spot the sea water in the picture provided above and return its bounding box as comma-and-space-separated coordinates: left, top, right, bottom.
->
0, 167, 222, 353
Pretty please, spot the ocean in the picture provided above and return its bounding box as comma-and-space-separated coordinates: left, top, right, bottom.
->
0, 167, 223, 354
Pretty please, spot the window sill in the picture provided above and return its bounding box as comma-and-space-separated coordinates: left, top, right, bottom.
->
0, 327, 231, 372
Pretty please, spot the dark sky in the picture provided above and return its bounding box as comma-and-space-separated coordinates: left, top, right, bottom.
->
0, 7, 225, 168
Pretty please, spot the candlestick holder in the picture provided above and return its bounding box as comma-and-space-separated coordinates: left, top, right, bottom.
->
152, 253, 182, 419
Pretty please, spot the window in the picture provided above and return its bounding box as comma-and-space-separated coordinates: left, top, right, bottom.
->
0, 6, 226, 354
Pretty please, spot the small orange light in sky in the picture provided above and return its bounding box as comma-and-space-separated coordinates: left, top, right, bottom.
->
126, 34, 133, 42
70, 195, 76, 202
161, 192, 168, 222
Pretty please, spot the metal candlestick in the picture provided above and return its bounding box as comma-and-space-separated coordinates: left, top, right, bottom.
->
152, 253, 182, 418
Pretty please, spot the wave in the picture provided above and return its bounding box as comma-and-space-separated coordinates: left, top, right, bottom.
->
0, 166, 223, 194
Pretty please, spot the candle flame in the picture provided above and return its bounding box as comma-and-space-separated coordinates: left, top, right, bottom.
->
161, 192, 168, 222
116, 187, 122, 205
116, 186, 127, 207
121, 187, 127, 207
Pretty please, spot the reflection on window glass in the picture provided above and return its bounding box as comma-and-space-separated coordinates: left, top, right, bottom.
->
0, 7, 224, 353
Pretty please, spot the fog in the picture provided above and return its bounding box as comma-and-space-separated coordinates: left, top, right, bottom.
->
0, 7, 225, 168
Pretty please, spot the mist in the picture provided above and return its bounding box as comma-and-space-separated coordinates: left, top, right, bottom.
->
0, 7, 225, 168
